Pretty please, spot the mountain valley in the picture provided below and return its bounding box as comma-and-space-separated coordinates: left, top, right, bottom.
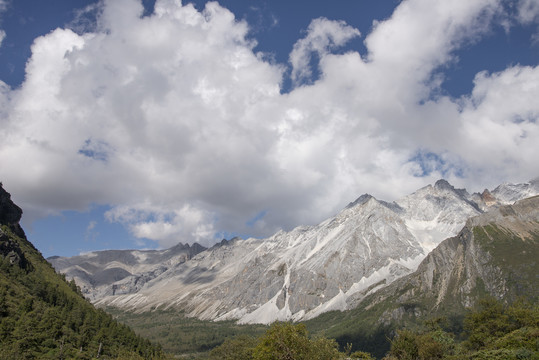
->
49, 178, 539, 325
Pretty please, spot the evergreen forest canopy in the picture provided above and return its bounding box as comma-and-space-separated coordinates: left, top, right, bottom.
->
0, 184, 167, 359
206, 298, 538, 360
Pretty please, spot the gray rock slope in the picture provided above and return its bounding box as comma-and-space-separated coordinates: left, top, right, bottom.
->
50, 178, 538, 324
48, 242, 206, 301
354, 195, 539, 326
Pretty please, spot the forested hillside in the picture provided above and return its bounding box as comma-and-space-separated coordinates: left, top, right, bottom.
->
205, 298, 538, 360
0, 184, 166, 359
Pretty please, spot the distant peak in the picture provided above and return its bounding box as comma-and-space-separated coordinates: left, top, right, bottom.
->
211, 237, 241, 249
170, 242, 189, 250
346, 194, 375, 208
481, 189, 496, 202
434, 179, 454, 190
433, 179, 471, 201
191, 242, 207, 251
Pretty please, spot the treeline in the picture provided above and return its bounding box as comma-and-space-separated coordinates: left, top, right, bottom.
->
205, 298, 538, 360
0, 225, 167, 359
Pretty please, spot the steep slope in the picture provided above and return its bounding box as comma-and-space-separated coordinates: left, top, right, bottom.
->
471, 177, 539, 211
340, 195, 539, 329
49, 241, 206, 301
86, 179, 537, 324
52, 178, 538, 324
303, 196, 539, 358
397, 179, 482, 252
0, 185, 165, 359
94, 196, 425, 323
196, 196, 423, 323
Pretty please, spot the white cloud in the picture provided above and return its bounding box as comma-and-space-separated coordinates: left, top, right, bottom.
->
289, 17, 360, 85
130, 205, 215, 247
104, 202, 215, 247
0, 0, 538, 248
517, 0, 539, 24
365, 0, 502, 101
517, 0, 539, 42
456, 65, 539, 182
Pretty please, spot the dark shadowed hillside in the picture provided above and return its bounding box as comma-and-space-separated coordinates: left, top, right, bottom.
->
0, 184, 167, 359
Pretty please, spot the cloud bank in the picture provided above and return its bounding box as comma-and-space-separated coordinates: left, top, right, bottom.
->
1, 0, 538, 248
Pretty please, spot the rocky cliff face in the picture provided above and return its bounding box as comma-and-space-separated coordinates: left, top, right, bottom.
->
50, 178, 539, 324
0, 184, 28, 269
0, 183, 26, 239
360, 195, 539, 326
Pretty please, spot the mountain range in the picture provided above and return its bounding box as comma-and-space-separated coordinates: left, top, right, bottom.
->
49, 178, 539, 325
339, 194, 539, 322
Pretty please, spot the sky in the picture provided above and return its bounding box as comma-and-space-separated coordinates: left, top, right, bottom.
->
0, 0, 538, 258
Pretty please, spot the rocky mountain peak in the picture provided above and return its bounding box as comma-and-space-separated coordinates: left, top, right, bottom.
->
346, 194, 374, 208
479, 188, 497, 207
433, 179, 471, 199
189, 242, 208, 253
169, 241, 207, 255
210, 237, 241, 249
433, 179, 453, 190
356, 195, 539, 329
49, 177, 539, 324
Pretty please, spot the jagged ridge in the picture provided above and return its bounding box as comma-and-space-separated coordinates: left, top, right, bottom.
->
328, 195, 539, 331
50, 178, 539, 324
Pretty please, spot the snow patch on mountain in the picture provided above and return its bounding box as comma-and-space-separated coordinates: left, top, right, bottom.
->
51, 178, 539, 324
491, 178, 539, 204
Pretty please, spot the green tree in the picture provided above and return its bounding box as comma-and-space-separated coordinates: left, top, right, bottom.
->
252, 322, 341, 360
209, 334, 257, 360
384, 319, 454, 360
350, 351, 376, 360
386, 329, 419, 360
463, 297, 511, 350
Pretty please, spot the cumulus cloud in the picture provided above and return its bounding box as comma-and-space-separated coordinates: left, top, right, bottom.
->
457, 66, 539, 179
289, 17, 360, 85
104, 202, 215, 247
0, 0, 538, 248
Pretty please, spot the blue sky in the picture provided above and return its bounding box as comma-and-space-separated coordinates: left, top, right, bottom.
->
0, 0, 538, 258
